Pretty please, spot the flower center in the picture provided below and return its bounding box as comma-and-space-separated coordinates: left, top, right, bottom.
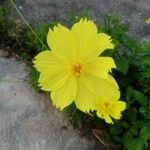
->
101, 102, 110, 112
71, 62, 83, 78
104, 102, 109, 108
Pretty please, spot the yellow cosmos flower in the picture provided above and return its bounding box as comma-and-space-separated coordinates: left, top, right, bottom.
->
33, 18, 120, 112
95, 98, 126, 124
146, 18, 150, 24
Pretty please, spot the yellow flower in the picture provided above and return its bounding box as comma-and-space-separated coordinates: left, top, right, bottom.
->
33, 18, 120, 112
145, 18, 150, 24
95, 98, 126, 124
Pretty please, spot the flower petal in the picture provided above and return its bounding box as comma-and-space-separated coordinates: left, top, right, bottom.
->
71, 18, 98, 59
97, 33, 114, 54
71, 19, 114, 60
51, 77, 77, 110
33, 50, 66, 73
38, 71, 69, 91
107, 74, 119, 89
47, 24, 76, 62
83, 74, 120, 101
103, 114, 113, 124
33, 51, 69, 91
110, 101, 126, 119
87, 57, 116, 79
97, 107, 113, 124
75, 77, 96, 112
71, 18, 97, 48
83, 33, 114, 59
96, 99, 115, 123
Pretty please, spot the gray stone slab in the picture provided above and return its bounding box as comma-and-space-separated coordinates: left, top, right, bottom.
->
4, 0, 150, 39
0, 55, 101, 150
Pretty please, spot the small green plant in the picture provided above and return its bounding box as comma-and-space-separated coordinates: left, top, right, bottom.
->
0, 5, 30, 59
94, 15, 150, 150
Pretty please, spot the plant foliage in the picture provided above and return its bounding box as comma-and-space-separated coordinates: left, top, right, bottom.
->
98, 15, 150, 150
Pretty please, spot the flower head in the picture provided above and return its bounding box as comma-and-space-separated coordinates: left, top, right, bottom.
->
33, 18, 120, 113
95, 98, 126, 124
146, 18, 150, 24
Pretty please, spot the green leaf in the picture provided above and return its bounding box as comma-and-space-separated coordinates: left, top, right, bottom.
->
110, 125, 122, 135
126, 107, 137, 122
115, 56, 129, 74
141, 56, 150, 66
130, 125, 139, 136
140, 122, 150, 141
139, 106, 150, 119
132, 90, 146, 105
29, 67, 40, 91
112, 135, 122, 143
126, 86, 133, 103
123, 136, 146, 150
121, 121, 130, 129
64, 102, 85, 128
129, 138, 146, 150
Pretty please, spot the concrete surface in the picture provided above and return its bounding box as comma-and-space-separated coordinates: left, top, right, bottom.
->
3, 0, 150, 39
0, 54, 101, 150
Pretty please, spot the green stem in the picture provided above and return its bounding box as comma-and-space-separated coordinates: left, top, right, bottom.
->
9, 0, 46, 49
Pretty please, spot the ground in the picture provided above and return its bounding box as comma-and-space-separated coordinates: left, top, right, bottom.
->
4, 0, 150, 40
0, 52, 102, 150
0, 0, 150, 150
